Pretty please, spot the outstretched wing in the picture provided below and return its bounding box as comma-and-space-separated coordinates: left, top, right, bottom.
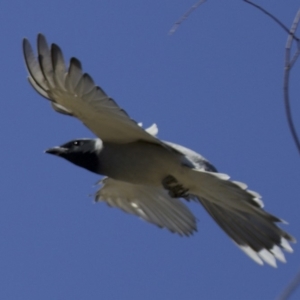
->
95, 177, 197, 236
23, 34, 164, 145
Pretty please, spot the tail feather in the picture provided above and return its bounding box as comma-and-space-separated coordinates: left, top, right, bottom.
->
182, 169, 295, 266
198, 197, 294, 267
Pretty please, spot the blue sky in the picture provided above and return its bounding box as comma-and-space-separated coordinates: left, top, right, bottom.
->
1, 1, 300, 299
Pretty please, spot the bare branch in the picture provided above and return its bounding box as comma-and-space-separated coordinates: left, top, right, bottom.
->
169, 0, 206, 35
242, 1, 300, 296
243, 2, 300, 154
277, 270, 300, 300
283, 9, 300, 155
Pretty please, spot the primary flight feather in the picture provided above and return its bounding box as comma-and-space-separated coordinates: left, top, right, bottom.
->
23, 34, 295, 267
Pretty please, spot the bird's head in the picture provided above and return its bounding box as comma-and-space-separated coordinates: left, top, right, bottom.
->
45, 138, 103, 174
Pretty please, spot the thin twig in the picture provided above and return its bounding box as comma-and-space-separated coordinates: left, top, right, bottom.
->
244, 0, 300, 42
169, 0, 206, 35
286, 10, 300, 69
277, 270, 300, 300
288, 46, 300, 69
283, 9, 300, 155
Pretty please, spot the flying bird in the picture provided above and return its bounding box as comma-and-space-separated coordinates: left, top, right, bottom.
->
23, 34, 295, 267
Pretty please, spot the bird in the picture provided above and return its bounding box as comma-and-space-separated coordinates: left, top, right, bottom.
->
23, 33, 295, 267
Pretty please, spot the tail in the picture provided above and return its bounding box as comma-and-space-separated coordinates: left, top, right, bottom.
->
183, 169, 296, 267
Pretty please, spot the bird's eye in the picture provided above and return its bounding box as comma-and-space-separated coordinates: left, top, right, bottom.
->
73, 141, 81, 146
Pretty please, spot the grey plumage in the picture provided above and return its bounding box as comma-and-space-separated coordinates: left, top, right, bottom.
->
23, 34, 295, 267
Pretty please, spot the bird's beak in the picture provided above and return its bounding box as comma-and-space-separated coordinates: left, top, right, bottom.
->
45, 147, 68, 156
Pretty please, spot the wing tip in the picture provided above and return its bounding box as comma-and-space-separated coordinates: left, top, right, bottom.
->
37, 33, 47, 48
70, 57, 82, 70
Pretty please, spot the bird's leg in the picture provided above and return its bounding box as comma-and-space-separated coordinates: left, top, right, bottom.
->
162, 175, 189, 198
